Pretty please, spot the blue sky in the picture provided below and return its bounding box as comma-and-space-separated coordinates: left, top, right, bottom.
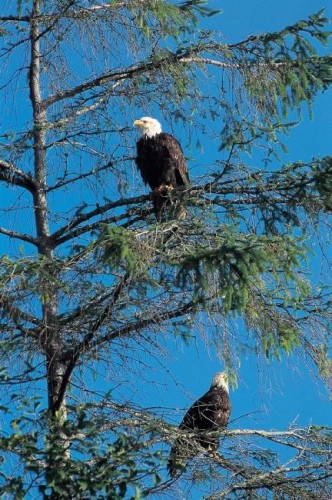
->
0, 0, 331, 496
135, 1, 332, 413
131, 1, 332, 493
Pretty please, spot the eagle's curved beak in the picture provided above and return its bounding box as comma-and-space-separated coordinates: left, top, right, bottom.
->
133, 119, 143, 127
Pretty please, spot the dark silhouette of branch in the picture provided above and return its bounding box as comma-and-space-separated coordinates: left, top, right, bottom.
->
0, 294, 41, 331
0, 160, 36, 192
52, 294, 197, 414
52, 272, 131, 413
46, 156, 135, 192
0, 16, 30, 22
50, 193, 150, 244
0, 226, 38, 246
89, 299, 196, 350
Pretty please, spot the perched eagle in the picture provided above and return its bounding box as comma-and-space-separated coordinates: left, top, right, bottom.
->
133, 116, 189, 220
167, 372, 231, 478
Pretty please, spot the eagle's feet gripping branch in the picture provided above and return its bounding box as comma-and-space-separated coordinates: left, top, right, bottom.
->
151, 184, 174, 222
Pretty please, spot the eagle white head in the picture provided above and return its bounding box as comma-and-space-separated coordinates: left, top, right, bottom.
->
210, 372, 229, 393
133, 116, 162, 138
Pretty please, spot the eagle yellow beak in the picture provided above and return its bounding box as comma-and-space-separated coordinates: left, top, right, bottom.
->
133, 119, 143, 127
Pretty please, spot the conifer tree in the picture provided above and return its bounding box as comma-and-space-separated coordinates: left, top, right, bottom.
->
0, 1, 331, 497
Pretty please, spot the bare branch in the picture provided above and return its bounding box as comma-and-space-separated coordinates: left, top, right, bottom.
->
180, 56, 236, 69
0, 226, 38, 246
210, 454, 332, 499
0, 294, 41, 330
0, 160, 36, 192
89, 299, 196, 350
46, 156, 134, 193
53, 272, 131, 413
51, 193, 150, 245
0, 16, 30, 22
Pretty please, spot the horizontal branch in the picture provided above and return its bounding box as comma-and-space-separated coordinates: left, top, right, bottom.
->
0, 294, 41, 330
50, 164, 321, 247
0, 160, 36, 193
0, 226, 38, 246
50, 193, 150, 244
0, 15, 30, 22
145, 423, 332, 497
46, 156, 135, 193
209, 454, 331, 499
180, 56, 235, 69
41, 44, 226, 109
41, 32, 305, 111
89, 299, 196, 350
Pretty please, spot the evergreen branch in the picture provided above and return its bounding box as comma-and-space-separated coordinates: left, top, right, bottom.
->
51, 159, 329, 248
40, 44, 233, 109
41, 40, 331, 111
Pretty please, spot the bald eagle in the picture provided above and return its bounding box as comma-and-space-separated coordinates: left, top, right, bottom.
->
133, 116, 189, 220
167, 372, 231, 478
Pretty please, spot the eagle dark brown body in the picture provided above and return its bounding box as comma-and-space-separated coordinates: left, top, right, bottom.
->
168, 372, 231, 478
136, 133, 189, 190
134, 117, 189, 220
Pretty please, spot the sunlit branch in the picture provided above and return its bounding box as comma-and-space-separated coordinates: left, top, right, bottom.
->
211, 456, 332, 499
46, 84, 122, 131
180, 56, 235, 69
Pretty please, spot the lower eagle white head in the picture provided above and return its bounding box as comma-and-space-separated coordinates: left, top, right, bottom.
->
133, 116, 162, 138
211, 372, 229, 393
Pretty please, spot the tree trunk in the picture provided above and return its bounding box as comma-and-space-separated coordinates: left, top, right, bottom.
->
29, 0, 67, 424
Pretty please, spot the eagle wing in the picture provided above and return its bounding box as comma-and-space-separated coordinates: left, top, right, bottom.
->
180, 387, 230, 431
159, 133, 189, 187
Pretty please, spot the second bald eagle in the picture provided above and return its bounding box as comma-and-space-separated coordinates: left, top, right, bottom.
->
134, 116, 189, 220
167, 372, 231, 478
